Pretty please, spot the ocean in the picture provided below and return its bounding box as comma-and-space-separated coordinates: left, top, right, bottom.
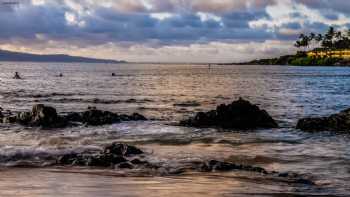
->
0, 62, 349, 196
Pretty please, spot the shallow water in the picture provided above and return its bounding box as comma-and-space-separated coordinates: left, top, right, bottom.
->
0, 62, 350, 196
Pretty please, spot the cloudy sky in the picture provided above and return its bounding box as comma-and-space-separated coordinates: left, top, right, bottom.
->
0, 0, 350, 63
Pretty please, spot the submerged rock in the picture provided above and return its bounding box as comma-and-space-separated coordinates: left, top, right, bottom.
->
180, 98, 278, 129
1, 104, 147, 128
297, 108, 350, 132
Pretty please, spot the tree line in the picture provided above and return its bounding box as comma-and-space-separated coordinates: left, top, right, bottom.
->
295, 27, 350, 52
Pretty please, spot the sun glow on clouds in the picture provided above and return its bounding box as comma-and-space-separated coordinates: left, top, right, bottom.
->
249, 0, 350, 34
150, 12, 174, 20
1, 0, 350, 62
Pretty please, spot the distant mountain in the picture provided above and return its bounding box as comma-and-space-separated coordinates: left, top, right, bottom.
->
0, 49, 125, 63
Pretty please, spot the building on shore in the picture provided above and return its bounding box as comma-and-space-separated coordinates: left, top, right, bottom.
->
307, 49, 350, 59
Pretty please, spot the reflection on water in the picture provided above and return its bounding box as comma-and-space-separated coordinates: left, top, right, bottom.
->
0, 63, 349, 196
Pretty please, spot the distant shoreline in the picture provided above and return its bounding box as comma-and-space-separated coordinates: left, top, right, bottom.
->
222, 53, 350, 67
0, 49, 125, 64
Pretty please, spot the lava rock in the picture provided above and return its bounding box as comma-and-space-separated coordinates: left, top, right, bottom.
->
117, 162, 134, 169
130, 113, 147, 121
16, 104, 68, 127
297, 108, 350, 132
65, 112, 83, 122
103, 143, 144, 156
81, 109, 121, 126
202, 160, 267, 174
1, 104, 147, 128
180, 98, 278, 129
57, 143, 144, 168
85, 154, 127, 167
2, 116, 17, 124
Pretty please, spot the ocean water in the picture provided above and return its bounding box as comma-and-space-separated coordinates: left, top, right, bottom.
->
0, 62, 349, 196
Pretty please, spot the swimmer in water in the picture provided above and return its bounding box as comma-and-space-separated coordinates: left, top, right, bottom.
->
112, 73, 116, 76
13, 72, 21, 79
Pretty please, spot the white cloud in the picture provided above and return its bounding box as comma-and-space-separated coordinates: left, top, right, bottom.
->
150, 12, 174, 20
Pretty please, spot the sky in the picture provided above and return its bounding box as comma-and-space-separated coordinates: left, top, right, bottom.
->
0, 0, 350, 63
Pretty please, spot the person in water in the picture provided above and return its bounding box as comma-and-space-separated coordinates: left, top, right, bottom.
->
59, 73, 63, 77
112, 73, 116, 76
13, 72, 21, 79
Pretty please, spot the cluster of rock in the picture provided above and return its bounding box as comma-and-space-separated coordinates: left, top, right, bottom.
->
180, 98, 278, 129
57, 143, 150, 169
0, 104, 147, 128
54, 142, 314, 185
297, 108, 350, 132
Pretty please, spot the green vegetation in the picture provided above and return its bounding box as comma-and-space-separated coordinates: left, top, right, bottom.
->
289, 57, 343, 66
237, 26, 350, 66
295, 27, 350, 52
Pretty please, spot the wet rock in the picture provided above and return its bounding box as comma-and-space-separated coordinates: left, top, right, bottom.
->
16, 112, 32, 124
16, 104, 67, 127
174, 101, 201, 107
1, 105, 147, 128
129, 113, 147, 121
57, 153, 80, 165
117, 162, 134, 169
2, 116, 17, 124
202, 160, 268, 174
297, 108, 350, 132
103, 143, 143, 156
65, 112, 83, 122
180, 98, 278, 129
57, 143, 144, 168
85, 154, 127, 167
130, 158, 148, 165
81, 109, 120, 126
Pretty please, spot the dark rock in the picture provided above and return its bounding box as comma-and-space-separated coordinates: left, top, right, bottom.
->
294, 178, 314, 185
16, 104, 68, 127
297, 108, 350, 132
180, 98, 278, 129
65, 112, 83, 122
203, 160, 268, 174
57, 143, 144, 168
130, 113, 147, 121
174, 101, 201, 107
103, 143, 143, 156
32, 104, 58, 124
130, 158, 148, 165
117, 162, 134, 169
1, 104, 147, 128
81, 109, 121, 126
85, 154, 127, 167
3, 116, 17, 124
16, 112, 32, 124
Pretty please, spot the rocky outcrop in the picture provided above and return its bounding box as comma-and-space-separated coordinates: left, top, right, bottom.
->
65, 107, 147, 126
297, 108, 350, 132
57, 143, 147, 169
15, 104, 67, 127
1, 104, 147, 128
180, 98, 278, 129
